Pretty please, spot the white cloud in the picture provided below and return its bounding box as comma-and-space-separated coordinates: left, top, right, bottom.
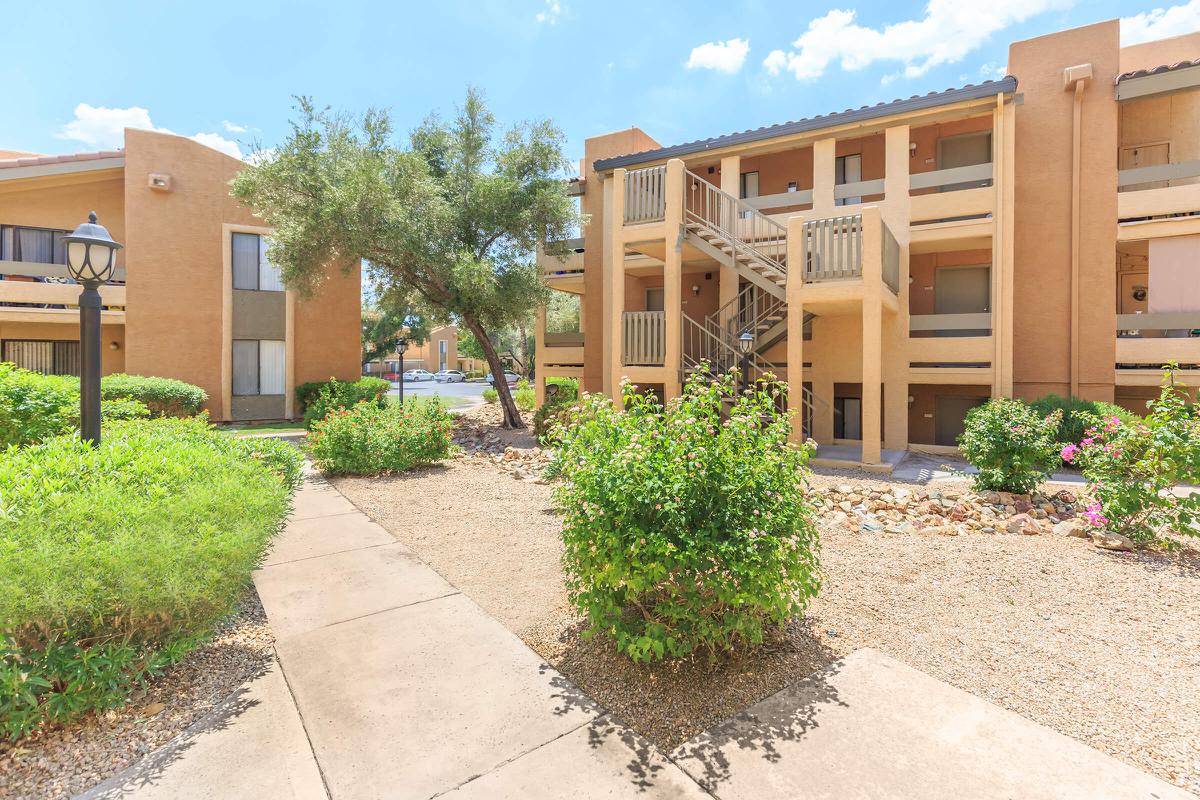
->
686, 38, 751, 73
57, 104, 160, 148
1121, 0, 1200, 45
762, 0, 1071, 82
979, 61, 1008, 79
222, 120, 248, 133
57, 103, 243, 159
190, 131, 243, 159
535, 0, 562, 24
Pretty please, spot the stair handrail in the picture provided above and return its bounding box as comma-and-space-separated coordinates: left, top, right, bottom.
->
683, 170, 788, 278
711, 283, 788, 343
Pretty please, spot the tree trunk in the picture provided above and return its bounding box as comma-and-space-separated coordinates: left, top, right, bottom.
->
518, 323, 530, 378
466, 317, 525, 429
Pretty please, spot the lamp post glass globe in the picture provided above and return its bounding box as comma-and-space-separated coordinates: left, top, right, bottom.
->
65, 211, 123, 447
738, 330, 754, 354
64, 211, 122, 285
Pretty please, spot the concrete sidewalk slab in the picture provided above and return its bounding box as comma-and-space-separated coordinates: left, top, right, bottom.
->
288, 482, 359, 520
672, 648, 1195, 800
264, 511, 397, 566
438, 715, 709, 799
79, 661, 326, 800
274, 592, 601, 800
255, 543, 455, 639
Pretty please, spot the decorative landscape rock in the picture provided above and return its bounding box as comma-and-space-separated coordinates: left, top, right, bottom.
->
451, 406, 1117, 550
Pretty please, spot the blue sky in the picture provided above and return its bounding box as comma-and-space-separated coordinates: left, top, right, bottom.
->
2, 0, 1197, 167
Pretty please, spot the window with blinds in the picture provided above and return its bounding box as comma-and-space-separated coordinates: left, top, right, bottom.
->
233, 339, 286, 396
1, 225, 70, 264
2, 339, 80, 375
231, 232, 284, 291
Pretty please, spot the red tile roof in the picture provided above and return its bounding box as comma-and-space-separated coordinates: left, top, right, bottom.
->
1117, 57, 1200, 83
0, 149, 124, 170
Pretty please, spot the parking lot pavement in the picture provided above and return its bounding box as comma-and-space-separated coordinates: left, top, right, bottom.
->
388, 379, 490, 408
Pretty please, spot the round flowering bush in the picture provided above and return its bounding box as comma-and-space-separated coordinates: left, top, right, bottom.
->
551, 372, 820, 663
1064, 370, 1200, 545
959, 398, 1063, 495
307, 399, 454, 475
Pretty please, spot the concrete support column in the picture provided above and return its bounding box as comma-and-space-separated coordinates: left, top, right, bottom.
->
663, 159, 685, 400
535, 303, 547, 407
883, 125, 911, 452
813, 370, 835, 443
603, 170, 626, 403
860, 205, 884, 465
719, 155, 742, 315
813, 138, 837, 217
786, 216, 807, 444
993, 93, 1016, 398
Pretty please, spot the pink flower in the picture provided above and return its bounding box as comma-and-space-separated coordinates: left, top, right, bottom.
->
1081, 437, 1095, 447
1060, 444, 1078, 462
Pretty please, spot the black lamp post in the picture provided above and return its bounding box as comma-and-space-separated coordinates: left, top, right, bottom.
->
738, 330, 755, 390
396, 337, 409, 405
63, 212, 122, 445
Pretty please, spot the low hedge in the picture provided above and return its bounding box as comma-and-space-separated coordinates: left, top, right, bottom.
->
0, 363, 76, 448
0, 417, 301, 740
100, 373, 207, 418
298, 377, 391, 427
308, 398, 453, 475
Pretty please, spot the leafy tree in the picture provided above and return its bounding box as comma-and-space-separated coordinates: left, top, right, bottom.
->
232, 90, 577, 427
361, 302, 429, 366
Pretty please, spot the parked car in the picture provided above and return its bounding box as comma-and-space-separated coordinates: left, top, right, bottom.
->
486, 371, 520, 386
433, 369, 465, 383
402, 368, 434, 382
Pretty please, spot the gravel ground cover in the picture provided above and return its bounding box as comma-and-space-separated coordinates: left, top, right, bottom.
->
333, 405, 1200, 795
0, 593, 274, 800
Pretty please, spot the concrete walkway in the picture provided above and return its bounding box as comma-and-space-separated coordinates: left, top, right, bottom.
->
82, 474, 1196, 800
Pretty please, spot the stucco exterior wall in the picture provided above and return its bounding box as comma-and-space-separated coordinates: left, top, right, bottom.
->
0, 319, 125, 373
122, 129, 360, 420
582, 129, 661, 393
1009, 20, 1119, 403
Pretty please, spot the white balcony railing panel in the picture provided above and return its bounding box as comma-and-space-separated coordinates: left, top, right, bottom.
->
622, 311, 666, 366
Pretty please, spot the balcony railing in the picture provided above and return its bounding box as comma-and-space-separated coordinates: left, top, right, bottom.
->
909, 162, 993, 193
622, 311, 665, 366
910, 313, 992, 336
543, 331, 584, 347
1118, 160, 1200, 191
623, 165, 667, 224
1117, 312, 1200, 336
800, 215, 862, 281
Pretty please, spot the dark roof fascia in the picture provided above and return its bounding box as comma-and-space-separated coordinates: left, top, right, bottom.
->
593, 77, 1017, 172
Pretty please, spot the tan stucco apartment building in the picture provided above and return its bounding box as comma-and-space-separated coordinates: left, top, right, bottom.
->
0, 128, 361, 421
535, 20, 1200, 469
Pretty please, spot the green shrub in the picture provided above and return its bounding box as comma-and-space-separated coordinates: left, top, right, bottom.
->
959, 398, 1062, 494
99, 398, 151, 421
0, 363, 77, 447
533, 380, 580, 444
1067, 369, 1200, 545
307, 399, 454, 475
0, 417, 296, 739
1030, 394, 1140, 448
514, 378, 536, 412
482, 387, 499, 403
301, 377, 391, 428
100, 373, 207, 418
552, 374, 820, 662
231, 436, 305, 493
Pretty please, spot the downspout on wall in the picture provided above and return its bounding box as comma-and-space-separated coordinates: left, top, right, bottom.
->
1062, 63, 1092, 398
